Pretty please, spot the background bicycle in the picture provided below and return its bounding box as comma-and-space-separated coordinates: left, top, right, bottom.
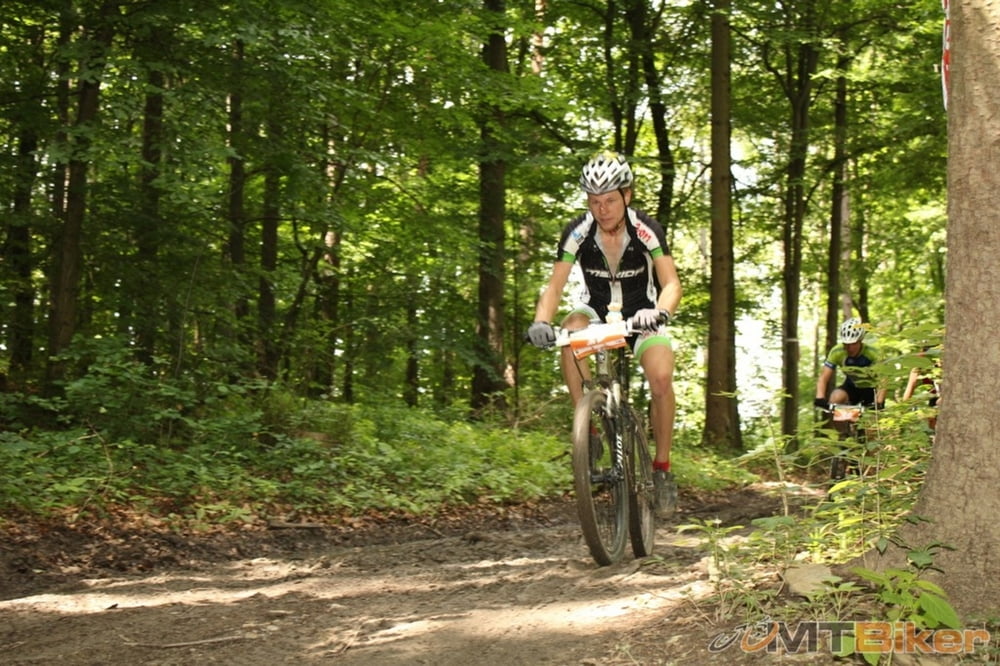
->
822, 403, 877, 481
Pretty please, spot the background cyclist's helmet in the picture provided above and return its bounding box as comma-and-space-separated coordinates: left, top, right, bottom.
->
839, 317, 866, 344
579, 150, 634, 194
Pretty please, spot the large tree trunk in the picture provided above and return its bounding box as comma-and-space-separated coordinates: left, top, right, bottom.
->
858, 0, 1000, 618
704, 0, 741, 450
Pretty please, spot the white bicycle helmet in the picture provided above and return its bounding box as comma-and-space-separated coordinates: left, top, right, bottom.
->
838, 317, 866, 344
579, 150, 634, 194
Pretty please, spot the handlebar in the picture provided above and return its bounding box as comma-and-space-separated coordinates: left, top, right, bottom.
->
818, 403, 866, 411
551, 320, 637, 347
820, 403, 865, 423
525, 311, 671, 359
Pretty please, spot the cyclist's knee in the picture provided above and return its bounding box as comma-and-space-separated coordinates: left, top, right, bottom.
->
560, 312, 591, 331
646, 373, 674, 399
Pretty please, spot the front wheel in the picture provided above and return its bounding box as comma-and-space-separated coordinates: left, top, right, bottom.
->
625, 406, 655, 557
572, 389, 628, 566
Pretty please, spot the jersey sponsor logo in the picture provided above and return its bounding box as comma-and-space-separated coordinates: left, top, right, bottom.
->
635, 223, 654, 244
583, 266, 646, 279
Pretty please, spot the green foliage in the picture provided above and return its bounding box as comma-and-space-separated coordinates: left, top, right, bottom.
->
678, 518, 767, 620
853, 562, 961, 631
0, 373, 570, 524
677, 373, 968, 661
844, 543, 963, 666
671, 448, 759, 492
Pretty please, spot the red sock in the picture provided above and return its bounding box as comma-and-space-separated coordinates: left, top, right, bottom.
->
653, 460, 670, 472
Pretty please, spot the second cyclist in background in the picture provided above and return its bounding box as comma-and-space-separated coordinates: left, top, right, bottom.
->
814, 317, 886, 411
527, 151, 683, 517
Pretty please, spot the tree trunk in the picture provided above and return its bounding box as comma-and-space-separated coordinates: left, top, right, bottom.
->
134, 68, 165, 366
227, 39, 250, 326
624, 0, 675, 229
857, 0, 1000, 618
259, 153, 280, 380
704, 0, 741, 450
471, 0, 508, 411
825, 60, 849, 356
779, 35, 818, 448
404, 300, 419, 407
45, 1, 118, 388
5, 127, 38, 377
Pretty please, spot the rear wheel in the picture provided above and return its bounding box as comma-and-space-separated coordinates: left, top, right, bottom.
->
572, 389, 628, 566
626, 407, 655, 557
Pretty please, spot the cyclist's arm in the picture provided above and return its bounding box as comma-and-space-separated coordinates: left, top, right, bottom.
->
533, 260, 574, 323
652, 254, 682, 317
902, 366, 920, 400
816, 363, 835, 401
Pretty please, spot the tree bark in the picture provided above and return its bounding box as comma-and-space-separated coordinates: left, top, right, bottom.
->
779, 29, 819, 448
856, 0, 1000, 618
471, 0, 509, 411
226, 38, 250, 334
825, 60, 849, 356
624, 0, 675, 229
704, 0, 741, 450
134, 68, 165, 365
45, 1, 118, 388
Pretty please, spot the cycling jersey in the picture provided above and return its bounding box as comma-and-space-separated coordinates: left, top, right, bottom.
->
555, 208, 670, 321
823, 343, 880, 389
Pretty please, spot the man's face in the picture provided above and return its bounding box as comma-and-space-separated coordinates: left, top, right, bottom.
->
844, 341, 862, 357
586, 189, 631, 231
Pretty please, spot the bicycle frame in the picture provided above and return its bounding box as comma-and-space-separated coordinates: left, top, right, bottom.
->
585, 346, 630, 483
554, 319, 656, 565
560, 321, 634, 462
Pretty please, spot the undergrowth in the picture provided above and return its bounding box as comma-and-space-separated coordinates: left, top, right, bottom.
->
0, 368, 749, 529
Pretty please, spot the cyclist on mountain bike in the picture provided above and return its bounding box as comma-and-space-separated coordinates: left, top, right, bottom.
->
814, 317, 886, 410
526, 150, 683, 517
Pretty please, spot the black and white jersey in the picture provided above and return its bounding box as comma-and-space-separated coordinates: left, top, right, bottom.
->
555, 208, 671, 321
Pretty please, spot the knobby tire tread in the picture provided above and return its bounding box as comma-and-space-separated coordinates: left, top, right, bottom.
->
626, 406, 655, 557
572, 390, 628, 566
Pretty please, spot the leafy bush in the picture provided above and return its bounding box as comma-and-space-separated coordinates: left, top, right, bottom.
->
0, 379, 570, 524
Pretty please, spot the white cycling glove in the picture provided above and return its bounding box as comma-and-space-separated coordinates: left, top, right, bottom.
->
632, 308, 669, 331
527, 321, 556, 348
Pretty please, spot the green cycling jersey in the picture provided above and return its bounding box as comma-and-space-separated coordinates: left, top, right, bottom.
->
823, 343, 880, 389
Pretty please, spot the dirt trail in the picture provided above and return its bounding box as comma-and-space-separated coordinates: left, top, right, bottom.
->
0, 486, 827, 665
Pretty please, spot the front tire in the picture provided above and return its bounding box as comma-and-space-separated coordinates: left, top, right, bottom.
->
572, 390, 628, 566
626, 407, 655, 557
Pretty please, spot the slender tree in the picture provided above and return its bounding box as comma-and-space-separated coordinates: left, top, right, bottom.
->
471, 0, 510, 410
704, 0, 741, 449
45, 1, 119, 387
623, 0, 675, 226
747, 0, 821, 445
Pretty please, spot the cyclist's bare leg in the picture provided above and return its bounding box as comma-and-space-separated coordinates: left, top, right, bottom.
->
559, 312, 592, 406
828, 387, 850, 405
639, 342, 675, 466
826, 388, 853, 435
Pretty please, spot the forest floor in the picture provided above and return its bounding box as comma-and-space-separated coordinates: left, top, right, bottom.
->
0, 483, 848, 665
